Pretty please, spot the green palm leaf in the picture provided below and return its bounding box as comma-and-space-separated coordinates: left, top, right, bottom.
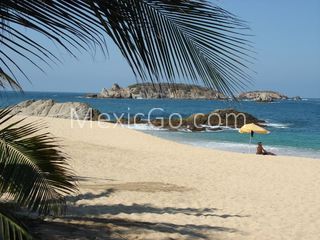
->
1, 0, 253, 96
0, 68, 22, 91
0, 204, 33, 240
0, 108, 77, 216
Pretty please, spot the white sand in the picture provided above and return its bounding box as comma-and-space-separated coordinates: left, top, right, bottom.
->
22, 117, 320, 240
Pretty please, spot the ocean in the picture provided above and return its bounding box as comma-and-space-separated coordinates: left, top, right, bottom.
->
1, 91, 320, 158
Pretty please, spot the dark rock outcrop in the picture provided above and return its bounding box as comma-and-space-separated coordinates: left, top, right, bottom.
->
148, 108, 265, 131
86, 83, 228, 100
10, 99, 102, 120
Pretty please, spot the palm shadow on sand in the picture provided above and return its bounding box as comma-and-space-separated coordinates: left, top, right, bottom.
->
29, 217, 239, 240
29, 183, 249, 239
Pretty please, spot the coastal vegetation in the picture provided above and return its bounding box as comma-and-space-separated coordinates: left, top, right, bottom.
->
1, 0, 251, 239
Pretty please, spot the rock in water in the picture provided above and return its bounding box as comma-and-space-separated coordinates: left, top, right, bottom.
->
291, 96, 302, 101
149, 108, 265, 131
238, 91, 288, 102
99, 84, 132, 98
10, 99, 102, 120
207, 109, 263, 127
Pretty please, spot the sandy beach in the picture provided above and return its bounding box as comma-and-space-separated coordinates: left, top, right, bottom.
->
23, 116, 320, 240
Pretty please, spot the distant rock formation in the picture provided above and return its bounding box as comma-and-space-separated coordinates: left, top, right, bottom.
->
86, 83, 228, 100
99, 83, 132, 98
238, 91, 288, 102
291, 96, 302, 101
10, 99, 102, 120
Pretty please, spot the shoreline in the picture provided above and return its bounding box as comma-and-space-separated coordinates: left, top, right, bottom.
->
11, 114, 320, 160
2, 96, 320, 160
125, 124, 320, 160
13, 116, 320, 239
158, 134, 320, 159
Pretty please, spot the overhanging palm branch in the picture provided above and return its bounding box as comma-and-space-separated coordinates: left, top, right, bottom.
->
1, 0, 253, 96
0, 108, 77, 215
0, 108, 77, 239
0, 204, 33, 240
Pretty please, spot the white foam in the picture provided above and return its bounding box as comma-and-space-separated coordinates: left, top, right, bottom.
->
182, 140, 320, 158
177, 128, 192, 132
205, 128, 224, 132
128, 124, 237, 133
125, 123, 167, 131
200, 125, 237, 131
265, 122, 291, 129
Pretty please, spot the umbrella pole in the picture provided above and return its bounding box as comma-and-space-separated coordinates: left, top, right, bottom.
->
249, 131, 254, 154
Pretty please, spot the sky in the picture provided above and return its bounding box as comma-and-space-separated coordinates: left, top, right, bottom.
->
11, 0, 320, 97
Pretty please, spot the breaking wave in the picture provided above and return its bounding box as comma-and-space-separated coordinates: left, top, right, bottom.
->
265, 122, 291, 129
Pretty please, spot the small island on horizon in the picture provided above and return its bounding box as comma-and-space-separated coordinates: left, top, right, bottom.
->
85, 83, 302, 102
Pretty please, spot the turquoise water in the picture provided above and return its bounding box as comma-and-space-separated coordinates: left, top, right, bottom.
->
1, 91, 320, 158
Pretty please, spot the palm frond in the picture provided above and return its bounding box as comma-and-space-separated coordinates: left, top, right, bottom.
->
0, 204, 33, 240
0, 108, 77, 216
1, 0, 253, 96
96, 0, 254, 95
0, 67, 22, 91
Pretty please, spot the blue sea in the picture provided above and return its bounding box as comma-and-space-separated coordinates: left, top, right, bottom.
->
1, 91, 320, 158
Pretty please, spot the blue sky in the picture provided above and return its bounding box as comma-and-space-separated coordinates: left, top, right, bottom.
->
16, 0, 320, 97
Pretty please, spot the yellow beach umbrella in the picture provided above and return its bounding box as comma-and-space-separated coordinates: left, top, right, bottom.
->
239, 123, 270, 152
239, 123, 270, 134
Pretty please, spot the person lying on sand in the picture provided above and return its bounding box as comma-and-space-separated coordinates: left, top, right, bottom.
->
256, 142, 276, 156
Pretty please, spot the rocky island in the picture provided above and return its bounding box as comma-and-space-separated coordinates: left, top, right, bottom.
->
237, 91, 302, 102
86, 83, 228, 100
86, 83, 301, 102
238, 91, 288, 102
